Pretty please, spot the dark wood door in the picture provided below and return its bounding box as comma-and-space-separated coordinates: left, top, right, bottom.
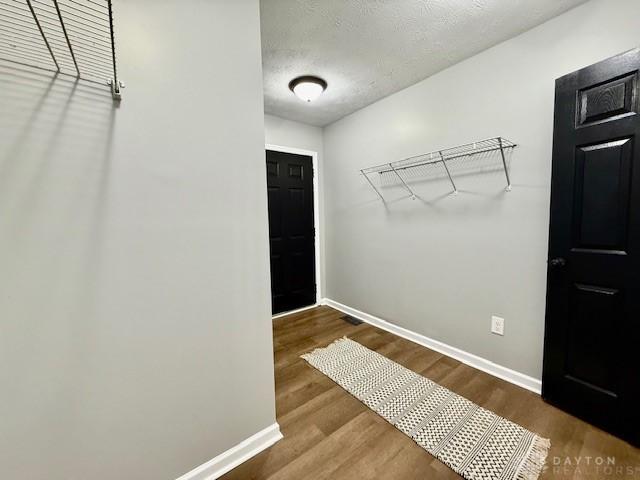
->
266, 150, 316, 314
543, 48, 640, 445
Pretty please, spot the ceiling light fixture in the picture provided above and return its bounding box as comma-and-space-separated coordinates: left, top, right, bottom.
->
288, 75, 327, 102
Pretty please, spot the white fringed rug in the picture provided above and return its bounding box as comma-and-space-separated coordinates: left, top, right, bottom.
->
302, 337, 550, 480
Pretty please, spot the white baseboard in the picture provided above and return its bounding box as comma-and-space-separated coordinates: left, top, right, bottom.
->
176, 423, 283, 480
321, 298, 542, 394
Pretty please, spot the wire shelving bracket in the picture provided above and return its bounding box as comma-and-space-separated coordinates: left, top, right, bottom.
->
360, 136, 517, 201
0, 0, 123, 101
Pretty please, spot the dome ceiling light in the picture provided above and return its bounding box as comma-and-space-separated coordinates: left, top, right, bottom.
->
288, 76, 327, 103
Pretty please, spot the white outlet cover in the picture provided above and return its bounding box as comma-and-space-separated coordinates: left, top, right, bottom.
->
491, 315, 505, 336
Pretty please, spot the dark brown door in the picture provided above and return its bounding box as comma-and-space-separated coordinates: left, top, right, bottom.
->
266, 150, 316, 314
543, 48, 640, 445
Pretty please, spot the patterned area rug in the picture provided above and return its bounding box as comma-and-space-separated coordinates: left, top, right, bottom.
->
302, 337, 550, 480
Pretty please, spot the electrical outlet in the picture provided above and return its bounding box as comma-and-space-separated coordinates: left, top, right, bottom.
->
491, 315, 505, 336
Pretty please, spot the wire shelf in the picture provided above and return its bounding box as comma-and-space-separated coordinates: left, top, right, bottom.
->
0, 0, 122, 100
360, 136, 517, 200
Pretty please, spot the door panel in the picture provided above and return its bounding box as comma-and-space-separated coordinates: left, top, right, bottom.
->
573, 139, 632, 251
266, 150, 316, 314
577, 72, 638, 127
543, 48, 640, 445
566, 283, 620, 393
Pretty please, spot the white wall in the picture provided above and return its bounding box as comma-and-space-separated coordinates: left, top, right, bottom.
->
265, 114, 323, 155
322, 0, 640, 379
264, 113, 326, 297
0, 1, 276, 479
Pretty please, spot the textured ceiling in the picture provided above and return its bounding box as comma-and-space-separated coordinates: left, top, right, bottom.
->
261, 0, 588, 126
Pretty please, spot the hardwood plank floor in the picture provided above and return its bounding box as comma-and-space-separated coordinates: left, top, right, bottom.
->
221, 306, 640, 479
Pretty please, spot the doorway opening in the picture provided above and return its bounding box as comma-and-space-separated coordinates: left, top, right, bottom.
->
265, 145, 320, 315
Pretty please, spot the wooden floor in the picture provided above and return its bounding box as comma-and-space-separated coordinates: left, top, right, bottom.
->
221, 306, 640, 479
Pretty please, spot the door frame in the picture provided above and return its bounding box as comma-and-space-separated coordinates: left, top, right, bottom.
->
265, 143, 322, 317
